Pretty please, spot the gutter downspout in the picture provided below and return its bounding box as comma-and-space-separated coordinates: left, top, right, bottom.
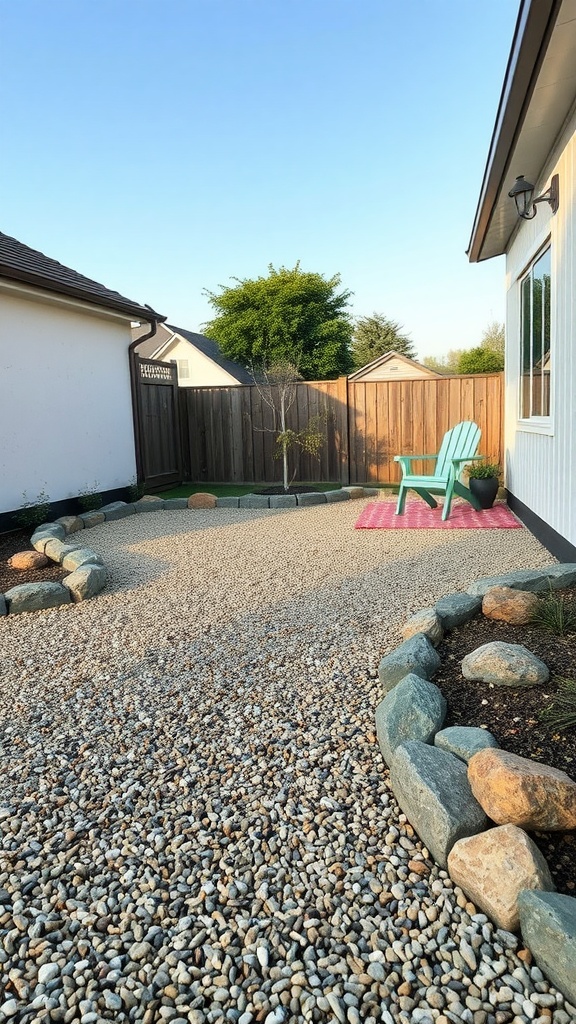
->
129, 306, 158, 486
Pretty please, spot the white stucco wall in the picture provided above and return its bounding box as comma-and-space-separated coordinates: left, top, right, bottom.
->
504, 106, 576, 548
0, 285, 137, 513
162, 337, 242, 387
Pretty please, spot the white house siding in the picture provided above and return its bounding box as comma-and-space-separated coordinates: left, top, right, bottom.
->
0, 287, 137, 513
160, 337, 242, 388
504, 107, 576, 548
354, 358, 436, 382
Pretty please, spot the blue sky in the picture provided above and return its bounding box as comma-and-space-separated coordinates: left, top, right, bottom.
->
1, 0, 518, 360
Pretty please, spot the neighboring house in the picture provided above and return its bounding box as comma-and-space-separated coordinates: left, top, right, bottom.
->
132, 322, 253, 387
348, 351, 442, 382
468, 0, 576, 559
0, 230, 164, 516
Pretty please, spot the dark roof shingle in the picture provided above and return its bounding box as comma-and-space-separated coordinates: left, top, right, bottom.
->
0, 231, 164, 322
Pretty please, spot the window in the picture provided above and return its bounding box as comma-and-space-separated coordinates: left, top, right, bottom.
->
176, 359, 190, 381
520, 245, 551, 420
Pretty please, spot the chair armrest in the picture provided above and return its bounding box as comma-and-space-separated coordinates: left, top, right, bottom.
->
394, 453, 438, 462
448, 455, 483, 465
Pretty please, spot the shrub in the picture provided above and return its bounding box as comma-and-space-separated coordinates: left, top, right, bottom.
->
15, 489, 51, 529
467, 461, 500, 480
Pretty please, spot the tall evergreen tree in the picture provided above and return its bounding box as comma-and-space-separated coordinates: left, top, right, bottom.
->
351, 313, 416, 370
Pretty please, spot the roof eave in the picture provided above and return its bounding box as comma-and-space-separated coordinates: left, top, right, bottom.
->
0, 264, 165, 323
467, 0, 561, 263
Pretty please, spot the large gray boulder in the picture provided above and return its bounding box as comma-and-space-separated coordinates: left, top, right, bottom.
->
462, 641, 549, 686
324, 489, 350, 503
133, 498, 165, 513
517, 891, 576, 1005
101, 501, 136, 520
378, 634, 441, 693
467, 569, 552, 597
44, 540, 83, 565
435, 592, 482, 628
215, 496, 240, 508
0, 595, 6, 616
63, 564, 107, 602
80, 511, 105, 528
390, 740, 488, 867
375, 674, 446, 767
269, 494, 297, 508
163, 498, 189, 509
61, 548, 104, 572
297, 492, 327, 505
4, 582, 71, 614
31, 523, 66, 552
239, 495, 270, 508
55, 515, 84, 534
545, 563, 576, 589
435, 726, 498, 763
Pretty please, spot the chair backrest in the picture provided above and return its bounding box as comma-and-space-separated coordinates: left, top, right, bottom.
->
435, 421, 481, 481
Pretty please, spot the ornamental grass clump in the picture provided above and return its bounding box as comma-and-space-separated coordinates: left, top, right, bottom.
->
540, 677, 576, 732
531, 588, 576, 635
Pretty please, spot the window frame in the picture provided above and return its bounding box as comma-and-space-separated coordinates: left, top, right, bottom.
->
517, 240, 553, 436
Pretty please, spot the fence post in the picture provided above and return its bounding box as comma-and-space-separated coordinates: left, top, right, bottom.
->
337, 376, 350, 485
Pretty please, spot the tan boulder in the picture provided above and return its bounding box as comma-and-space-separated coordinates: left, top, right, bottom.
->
401, 608, 444, 647
482, 586, 538, 625
447, 824, 555, 931
187, 492, 217, 509
468, 748, 576, 831
8, 550, 49, 570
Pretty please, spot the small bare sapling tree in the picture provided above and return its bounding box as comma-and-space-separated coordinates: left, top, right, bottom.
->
253, 360, 325, 492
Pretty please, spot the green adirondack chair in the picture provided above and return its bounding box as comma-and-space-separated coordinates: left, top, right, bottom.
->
394, 421, 483, 521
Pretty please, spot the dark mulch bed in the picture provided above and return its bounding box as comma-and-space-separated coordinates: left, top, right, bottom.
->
254, 485, 323, 495
435, 589, 576, 894
0, 529, 68, 592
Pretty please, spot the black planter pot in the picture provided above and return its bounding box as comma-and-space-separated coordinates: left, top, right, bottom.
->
469, 476, 499, 510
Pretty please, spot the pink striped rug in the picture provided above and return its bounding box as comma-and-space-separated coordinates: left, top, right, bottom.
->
355, 500, 522, 530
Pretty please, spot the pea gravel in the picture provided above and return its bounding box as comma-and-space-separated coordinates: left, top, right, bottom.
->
0, 500, 571, 1024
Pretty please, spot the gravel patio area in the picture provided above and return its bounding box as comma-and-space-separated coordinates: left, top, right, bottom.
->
0, 500, 571, 1024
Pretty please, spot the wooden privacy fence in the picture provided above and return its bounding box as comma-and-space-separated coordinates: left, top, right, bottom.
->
178, 373, 503, 486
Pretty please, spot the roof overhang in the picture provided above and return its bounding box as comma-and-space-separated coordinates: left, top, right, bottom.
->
468, 0, 576, 263
0, 262, 165, 323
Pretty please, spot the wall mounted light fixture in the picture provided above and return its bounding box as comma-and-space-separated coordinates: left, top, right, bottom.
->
508, 174, 559, 219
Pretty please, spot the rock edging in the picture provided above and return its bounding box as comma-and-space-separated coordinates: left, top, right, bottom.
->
1, 487, 376, 616
376, 562, 576, 1006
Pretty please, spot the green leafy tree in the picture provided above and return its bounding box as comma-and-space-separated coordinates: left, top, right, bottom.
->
351, 313, 416, 369
481, 320, 505, 354
203, 263, 353, 380
422, 349, 464, 374
456, 346, 505, 374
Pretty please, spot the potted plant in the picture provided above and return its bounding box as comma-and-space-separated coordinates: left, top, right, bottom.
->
467, 461, 501, 509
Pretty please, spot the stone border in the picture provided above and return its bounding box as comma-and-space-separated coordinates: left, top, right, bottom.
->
0, 487, 377, 616
375, 562, 576, 1007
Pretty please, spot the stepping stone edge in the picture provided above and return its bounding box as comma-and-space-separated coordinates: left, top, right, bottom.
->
379, 564, 576, 1004
2, 489, 373, 615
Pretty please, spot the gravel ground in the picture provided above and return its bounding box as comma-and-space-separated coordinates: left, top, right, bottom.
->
0, 500, 571, 1024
